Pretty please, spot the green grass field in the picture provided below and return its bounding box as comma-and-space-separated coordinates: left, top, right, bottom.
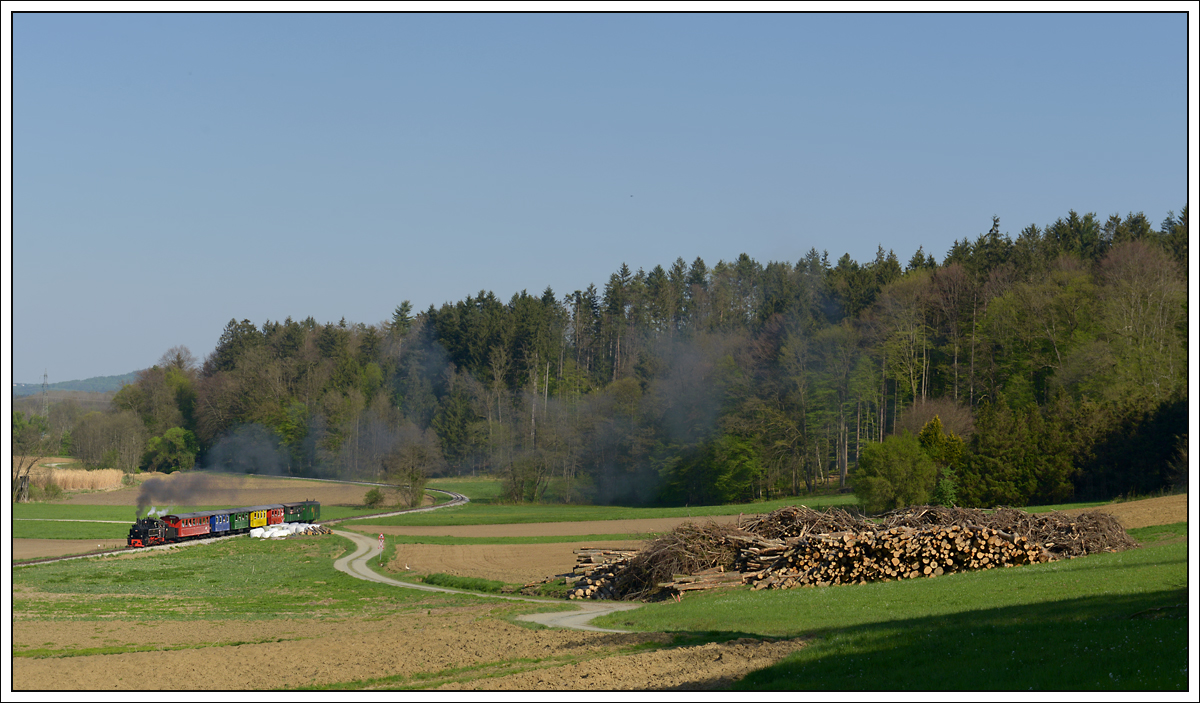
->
592, 522, 1189, 691
12, 504, 145, 521
11, 536, 474, 627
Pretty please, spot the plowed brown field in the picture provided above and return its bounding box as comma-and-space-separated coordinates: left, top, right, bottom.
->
12, 601, 807, 690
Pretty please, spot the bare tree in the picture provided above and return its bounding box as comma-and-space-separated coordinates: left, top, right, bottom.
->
381, 422, 443, 507
159, 345, 198, 373
1098, 241, 1187, 402
71, 410, 148, 471
894, 397, 975, 439
11, 411, 58, 502
930, 263, 972, 401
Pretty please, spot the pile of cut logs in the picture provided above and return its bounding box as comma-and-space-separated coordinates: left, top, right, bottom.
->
882, 506, 1140, 558
287, 525, 334, 538
740, 523, 1050, 590
567, 549, 639, 599
558, 504, 1136, 601
572, 548, 639, 577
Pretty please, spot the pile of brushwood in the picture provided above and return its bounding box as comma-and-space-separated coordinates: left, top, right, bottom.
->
563, 504, 1139, 601
567, 522, 744, 601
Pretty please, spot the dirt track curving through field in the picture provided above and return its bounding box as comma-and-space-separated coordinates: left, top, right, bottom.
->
332, 528, 641, 632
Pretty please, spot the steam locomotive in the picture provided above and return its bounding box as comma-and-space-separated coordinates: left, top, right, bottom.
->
127, 500, 321, 548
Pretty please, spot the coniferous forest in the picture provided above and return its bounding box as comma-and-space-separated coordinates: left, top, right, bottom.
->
39, 208, 1189, 510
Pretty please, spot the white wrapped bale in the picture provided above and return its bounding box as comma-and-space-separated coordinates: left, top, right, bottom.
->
251, 522, 321, 539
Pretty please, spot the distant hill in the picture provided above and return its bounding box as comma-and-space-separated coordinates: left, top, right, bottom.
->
12, 372, 141, 397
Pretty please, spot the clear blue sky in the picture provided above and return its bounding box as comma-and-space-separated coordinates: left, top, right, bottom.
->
7, 10, 1194, 383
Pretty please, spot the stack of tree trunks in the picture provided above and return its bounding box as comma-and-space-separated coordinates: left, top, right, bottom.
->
880, 505, 1139, 558
728, 533, 788, 572
742, 523, 1050, 591
567, 548, 639, 600
572, 548, 639, 577
287, 524, 333, 538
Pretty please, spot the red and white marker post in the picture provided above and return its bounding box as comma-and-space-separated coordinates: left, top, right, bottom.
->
378, 533, 385, 566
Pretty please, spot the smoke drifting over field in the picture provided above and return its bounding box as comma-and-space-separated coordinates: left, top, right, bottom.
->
135, 472, 247, 519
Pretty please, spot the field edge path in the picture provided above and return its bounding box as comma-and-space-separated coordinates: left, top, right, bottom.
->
331, 528, 641, 633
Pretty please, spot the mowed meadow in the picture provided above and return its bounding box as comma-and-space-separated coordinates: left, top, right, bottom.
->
11, 473, 1190, 690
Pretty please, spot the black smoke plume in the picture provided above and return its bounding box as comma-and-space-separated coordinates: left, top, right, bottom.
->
135, 472, 245, 520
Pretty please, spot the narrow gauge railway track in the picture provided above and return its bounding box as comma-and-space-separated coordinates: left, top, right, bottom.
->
14, 487, 469, 567
320, 487, 469, 524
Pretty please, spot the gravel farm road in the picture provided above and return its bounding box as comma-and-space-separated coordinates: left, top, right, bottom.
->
331, 528, 641, 632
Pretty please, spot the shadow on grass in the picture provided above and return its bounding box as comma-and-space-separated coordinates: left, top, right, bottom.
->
728, 587, 1188, 691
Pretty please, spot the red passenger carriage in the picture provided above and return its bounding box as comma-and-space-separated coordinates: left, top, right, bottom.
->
161, 513, 212, 539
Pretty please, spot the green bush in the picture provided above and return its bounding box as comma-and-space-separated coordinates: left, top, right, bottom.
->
853, 475, 896, 514
28, 481, 64, 502
140, 427, 199, 474
420, 573, 507, 593
853, 433, 936, 514
363, 488, 384, 508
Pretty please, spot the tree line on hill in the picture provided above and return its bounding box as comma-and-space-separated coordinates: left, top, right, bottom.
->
11, 372, 139, 397
13, 207, 1188, 508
